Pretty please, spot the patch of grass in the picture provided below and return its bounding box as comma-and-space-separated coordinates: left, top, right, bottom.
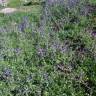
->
8, 0, 21, 7
89, 0, 96, 4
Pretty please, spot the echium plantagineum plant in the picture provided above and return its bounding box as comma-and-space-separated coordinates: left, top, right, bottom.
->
18, 16, 30, 32
0, 68, 12, 82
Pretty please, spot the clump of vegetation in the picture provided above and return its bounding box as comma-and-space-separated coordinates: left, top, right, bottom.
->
0, 0, 96, 96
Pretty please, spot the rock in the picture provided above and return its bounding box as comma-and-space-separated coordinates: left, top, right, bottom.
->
0, 8, 17, 14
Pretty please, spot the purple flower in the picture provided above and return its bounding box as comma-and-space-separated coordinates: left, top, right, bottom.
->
37, 47, 46, 57
46, 0, 64, 6
0, 68, 12, 81
51, 42, 68, 53
18, 16, 29, 32
91, 31, 96, 37
14, 48, 22, 55
19, 22, 26, 32
67, 0, 80, 8
2, 68, 12, 77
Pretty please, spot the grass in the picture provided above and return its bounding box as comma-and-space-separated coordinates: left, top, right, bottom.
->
89, 0, 96, 4
0, 0, 96, 96
8, 0, 21, 7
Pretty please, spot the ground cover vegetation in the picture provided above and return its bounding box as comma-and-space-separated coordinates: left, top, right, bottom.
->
0, 0, 96, 96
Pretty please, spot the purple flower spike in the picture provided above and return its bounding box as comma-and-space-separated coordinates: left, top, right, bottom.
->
18, 16, 29, 32
19, 22, 26, 32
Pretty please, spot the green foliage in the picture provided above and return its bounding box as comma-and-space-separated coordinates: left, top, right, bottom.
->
0, 0, 96, 96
